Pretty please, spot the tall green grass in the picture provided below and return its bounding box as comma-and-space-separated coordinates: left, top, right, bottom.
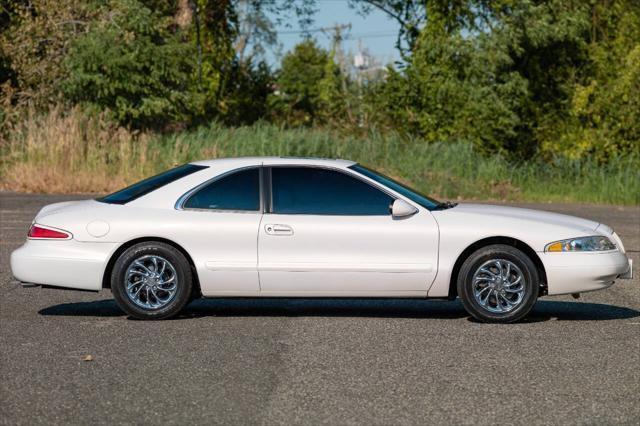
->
153, 124, 639, 204
1, 108, 638, 204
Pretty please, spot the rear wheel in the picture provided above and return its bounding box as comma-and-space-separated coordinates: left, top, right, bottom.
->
111, 242, 192, 320
457, 244, 538, 323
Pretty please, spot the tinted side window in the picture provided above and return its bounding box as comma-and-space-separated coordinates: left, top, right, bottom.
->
271, 167, 393, 215
99, 164, 208, 205
183, 168, 260, 211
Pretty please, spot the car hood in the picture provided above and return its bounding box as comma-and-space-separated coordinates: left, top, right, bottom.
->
451, 203, 601, 232
431, 203, 608, 252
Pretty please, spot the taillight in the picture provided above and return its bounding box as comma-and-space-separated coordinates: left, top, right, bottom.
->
28, 224, 72, 239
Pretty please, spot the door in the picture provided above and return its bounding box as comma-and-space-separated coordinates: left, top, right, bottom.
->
176, 167, 263, 296
258, 166, 439, 296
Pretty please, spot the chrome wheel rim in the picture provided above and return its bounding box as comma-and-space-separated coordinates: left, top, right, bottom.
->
125, 255, 178, 310
472, 259, 526, 314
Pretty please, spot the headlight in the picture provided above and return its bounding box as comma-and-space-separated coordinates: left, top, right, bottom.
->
611, 232, 626, 254
545, 236, 616, 252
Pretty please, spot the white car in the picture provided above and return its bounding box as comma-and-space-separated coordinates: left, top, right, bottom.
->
11, 157, 633, 322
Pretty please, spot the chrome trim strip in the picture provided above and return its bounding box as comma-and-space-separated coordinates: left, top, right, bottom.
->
258, 262, 433, 273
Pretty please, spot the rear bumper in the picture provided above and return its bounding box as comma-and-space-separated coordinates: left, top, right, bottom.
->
541, 250, 632, 295
10, 240, 118, 291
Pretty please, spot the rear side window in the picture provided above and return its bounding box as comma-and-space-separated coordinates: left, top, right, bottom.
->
271, 167, 393, 215
183, 168, 260, 211
98, 164, 208, 205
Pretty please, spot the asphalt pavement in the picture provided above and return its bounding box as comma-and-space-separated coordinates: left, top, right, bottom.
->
1, 193, 639, 425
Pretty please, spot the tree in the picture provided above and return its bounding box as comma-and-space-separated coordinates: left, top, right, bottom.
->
318, 48, 349, 124
270, 39, 328, 125
349, 0, 427, 60
374, 0, 639, 160
551, 0, 640, 160
62, 0, 199, 128
218, 59, 274, 125
0, 0, 316, 129
349, 1, 493, 60
0, 0, 96, 111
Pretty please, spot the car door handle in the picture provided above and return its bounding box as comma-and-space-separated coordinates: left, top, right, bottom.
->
264, 224, 294, 236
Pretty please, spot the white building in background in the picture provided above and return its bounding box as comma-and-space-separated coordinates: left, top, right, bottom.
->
352, 41, 389, 84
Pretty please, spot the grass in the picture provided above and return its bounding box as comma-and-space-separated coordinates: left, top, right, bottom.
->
1, 107, 638, 205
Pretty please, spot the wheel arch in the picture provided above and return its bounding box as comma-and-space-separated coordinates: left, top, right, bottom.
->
102, 237, 201, 298
448, 236, 548, 299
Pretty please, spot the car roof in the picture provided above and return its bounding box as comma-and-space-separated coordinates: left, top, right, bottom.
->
190, 156, 356, 168
126, 157, 358, 208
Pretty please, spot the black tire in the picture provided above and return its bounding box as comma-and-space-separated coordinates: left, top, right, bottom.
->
111, 242, 193, 320
457, 244, 538, 323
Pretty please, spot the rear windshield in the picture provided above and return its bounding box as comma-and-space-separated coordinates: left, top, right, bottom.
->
98, 164, 208, 205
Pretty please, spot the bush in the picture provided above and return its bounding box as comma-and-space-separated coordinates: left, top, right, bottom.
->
269, 39, 329, 126
62, 0, 199, 128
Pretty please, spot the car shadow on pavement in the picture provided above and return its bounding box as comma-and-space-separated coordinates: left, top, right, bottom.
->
529, 300, 640, 322
38, 299, 124, 317
38, 298, 640, 322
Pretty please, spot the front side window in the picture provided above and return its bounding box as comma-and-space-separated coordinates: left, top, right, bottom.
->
349, 164, 440, 210
183, 168, 260, 211
271, 167, 394, 215
98, 164, 208, 205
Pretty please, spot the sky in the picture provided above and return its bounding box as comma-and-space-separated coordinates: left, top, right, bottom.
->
266, 1, 402, 67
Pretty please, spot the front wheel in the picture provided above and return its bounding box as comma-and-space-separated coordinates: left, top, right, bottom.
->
457, 244, 539, 323
111, 242, 193, 320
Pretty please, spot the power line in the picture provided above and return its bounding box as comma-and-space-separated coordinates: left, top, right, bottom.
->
276, 28, 396, 39
346, 32, 397, 39
276, 28, 327, 35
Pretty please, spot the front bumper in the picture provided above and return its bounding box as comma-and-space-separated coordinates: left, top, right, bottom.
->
10, 240, 118, 291
541, 250, 632, 296
619, 258, 633, 279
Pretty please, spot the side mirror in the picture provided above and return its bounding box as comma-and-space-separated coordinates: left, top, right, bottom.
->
391, 199, 418, 219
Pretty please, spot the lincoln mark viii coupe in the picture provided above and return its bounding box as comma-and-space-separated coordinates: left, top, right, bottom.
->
11, 157, 633, 322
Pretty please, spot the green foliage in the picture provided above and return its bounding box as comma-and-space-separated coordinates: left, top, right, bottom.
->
318, 49, 349, 123
62, 0, 198, 128
347, 0, 428, 60
191, 0, 237, 120
3, 113, 637, 204
376, 0, 639, 161
1, 0, 637, 198
270, 39, 328, 125
549, 2, 640, 161
381, 26, 529, 153
0, 0, 96, 111
217, 60, 274, 125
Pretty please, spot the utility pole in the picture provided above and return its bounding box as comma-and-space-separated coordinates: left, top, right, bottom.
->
354, 39, 369, 128
321, 23, 351, 76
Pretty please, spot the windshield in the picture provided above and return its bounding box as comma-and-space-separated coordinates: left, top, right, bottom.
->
98, 164, 208, 205
349, 164, 440, 210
